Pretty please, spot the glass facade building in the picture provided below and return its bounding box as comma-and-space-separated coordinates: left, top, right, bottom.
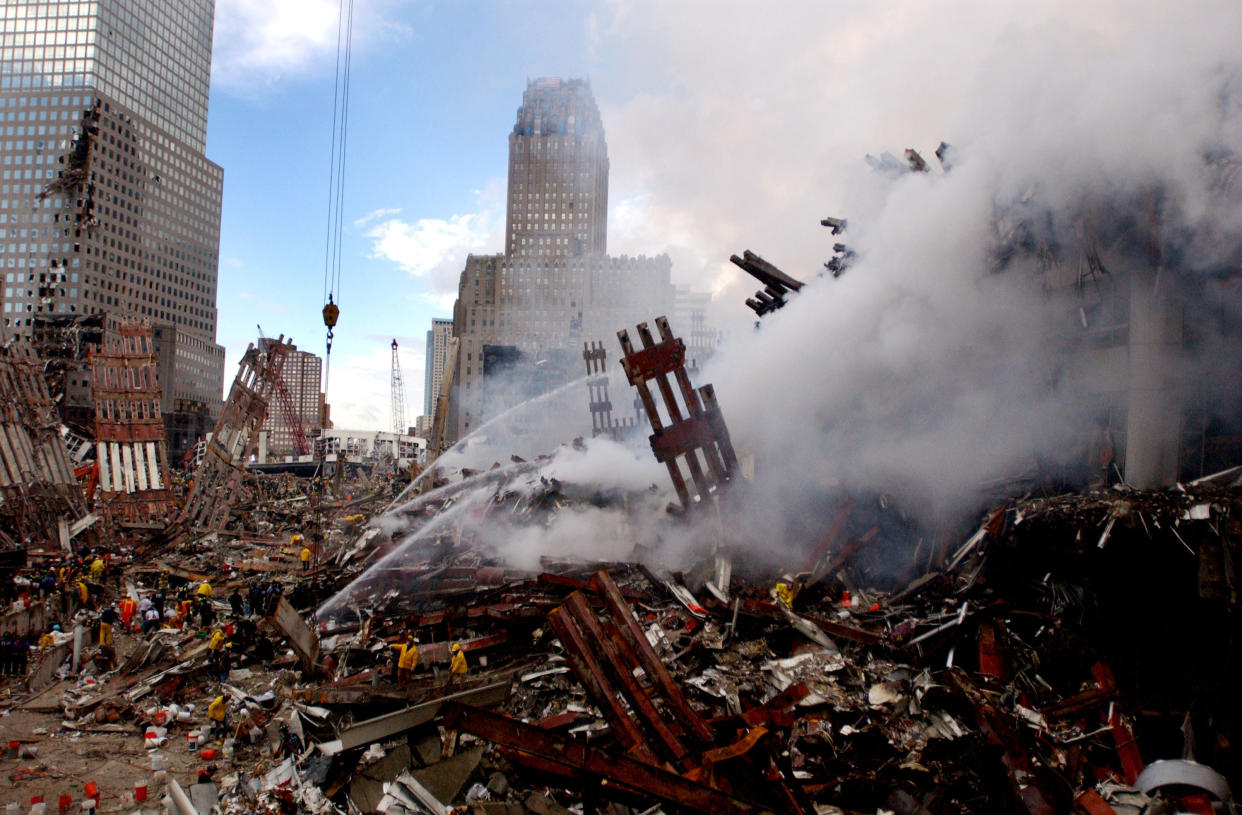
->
0, 0, 225, 454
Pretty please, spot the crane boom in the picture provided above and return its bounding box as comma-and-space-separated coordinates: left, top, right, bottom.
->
257, 324, 310, 457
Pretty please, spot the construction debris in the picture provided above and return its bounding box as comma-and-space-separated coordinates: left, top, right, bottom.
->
618, 316, 738, 512
0, 286, 1239, 815
180, 338, 295, 533
88, 322, 176, 529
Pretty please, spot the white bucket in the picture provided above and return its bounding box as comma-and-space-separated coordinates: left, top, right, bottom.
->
150, 752, 166, 771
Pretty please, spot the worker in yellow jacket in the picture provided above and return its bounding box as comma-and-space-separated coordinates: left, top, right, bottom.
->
300, 545, 312, 572
392, 636, 418, 685
207, 694, 228, 737
448, 643, 467, 689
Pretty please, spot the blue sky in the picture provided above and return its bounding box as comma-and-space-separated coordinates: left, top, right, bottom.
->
202, 0, 1161, 430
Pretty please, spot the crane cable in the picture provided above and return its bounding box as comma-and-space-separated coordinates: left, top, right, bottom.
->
321, 0, 356, 398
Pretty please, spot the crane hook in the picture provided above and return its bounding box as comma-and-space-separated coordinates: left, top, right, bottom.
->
323, 295, 339, 355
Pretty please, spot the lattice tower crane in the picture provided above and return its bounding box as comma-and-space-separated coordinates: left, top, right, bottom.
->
391, 338, 406, 435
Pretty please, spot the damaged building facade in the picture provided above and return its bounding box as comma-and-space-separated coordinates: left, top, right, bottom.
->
993, 182, 1242, 488
0, 0, 226, 462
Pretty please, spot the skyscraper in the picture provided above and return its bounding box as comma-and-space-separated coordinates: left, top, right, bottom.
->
445, 79, 675, 444
0, 0, 225, 453
505, 77, 608, 259
424, 317, 453, 416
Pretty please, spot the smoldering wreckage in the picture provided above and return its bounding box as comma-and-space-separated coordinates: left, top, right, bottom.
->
1, 161, 1242, 815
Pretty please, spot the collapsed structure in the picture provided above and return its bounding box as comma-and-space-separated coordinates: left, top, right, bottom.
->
0, 69, 1241, 815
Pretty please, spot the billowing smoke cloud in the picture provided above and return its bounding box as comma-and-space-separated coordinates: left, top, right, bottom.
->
701, 1, 1242, 534
327, 1, 1242, 604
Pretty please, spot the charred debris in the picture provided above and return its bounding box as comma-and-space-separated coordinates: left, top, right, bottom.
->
0, 305, 1238, 814
1, 141, 1241, 813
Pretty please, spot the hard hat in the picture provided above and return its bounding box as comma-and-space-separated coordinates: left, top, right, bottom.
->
52, 624, 61, 631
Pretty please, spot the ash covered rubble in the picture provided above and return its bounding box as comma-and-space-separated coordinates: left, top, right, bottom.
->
1, 121, 1242, 814
0, 318, 1238, 815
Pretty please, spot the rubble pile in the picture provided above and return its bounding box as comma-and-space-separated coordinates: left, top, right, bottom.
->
0, 312, 1239, 814
0, 443, 1239, 813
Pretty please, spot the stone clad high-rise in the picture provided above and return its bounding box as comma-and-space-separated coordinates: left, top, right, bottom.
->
505, 77, 609, 259
0, 0, 225, 456
445, 79, 675, 445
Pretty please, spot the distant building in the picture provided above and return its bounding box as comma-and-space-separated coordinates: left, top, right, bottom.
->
446, 79, 679, 445
0, 0, 226, 445
424, 317, 453, 416
506, 77, 608, 259
258, 339, 324, 458
451, 252, 674, 438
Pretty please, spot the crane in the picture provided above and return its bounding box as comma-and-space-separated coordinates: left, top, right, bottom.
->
390, 338, 406, 435
257, 325, 310, 457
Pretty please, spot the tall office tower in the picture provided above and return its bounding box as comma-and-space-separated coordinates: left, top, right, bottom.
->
424, 317, 453, 416
505, 78, 608, 258
446, 78, 676, 445
0, 0, 226, 458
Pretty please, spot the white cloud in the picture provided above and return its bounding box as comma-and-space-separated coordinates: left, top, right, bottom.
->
211, 0, 407, 92
326, 340, 428, 430
354, 207, 402, 227
365, 212, 491, 277
212, 0, 339, 90
360, 181, 506, 298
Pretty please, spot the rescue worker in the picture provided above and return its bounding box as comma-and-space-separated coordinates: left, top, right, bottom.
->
76, 578, 90, 609
119, 595, 137, 632
89, 556, 105, 582
206, 694, 228, 738
99, 603, 117, 647
208, 628, 225, 653
228, 588, 244, 618
449, 642, 467, 689
392, 635, 418, 685
142, 605, 160, 634
300, 544, 312, 572
772, 580, 795, 608
37, 626, 56, 650
196, 581, 213, 601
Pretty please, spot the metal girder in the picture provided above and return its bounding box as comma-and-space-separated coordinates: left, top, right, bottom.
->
590, 570, 716, 744
440, 703, 779, 815
551, 591, 691, 768
952, 672, 1058, 815
265, 596, 321, 671
617, 317, 736, 512
323, 679, 512, 755
180, 338, 292, 532
1092, 662, 1144, 784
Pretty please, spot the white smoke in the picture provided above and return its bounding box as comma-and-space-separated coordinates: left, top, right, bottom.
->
331, 1, 1242, 599
697, 1, 1242, 530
